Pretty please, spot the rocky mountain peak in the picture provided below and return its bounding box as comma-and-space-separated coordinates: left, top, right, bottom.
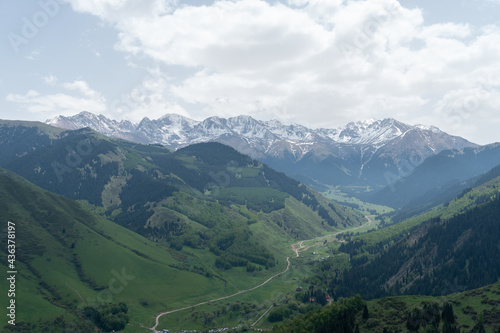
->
45, 112, 477, 187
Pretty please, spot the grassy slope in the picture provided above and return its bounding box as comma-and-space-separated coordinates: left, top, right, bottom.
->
146, 172, 500, 332
0, 171, 228, 331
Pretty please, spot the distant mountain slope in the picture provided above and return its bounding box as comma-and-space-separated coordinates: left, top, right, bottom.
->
369, 143, 500, 208
46, 112, 477, 188
386, 159, 500, 221
0, 119, 65, 163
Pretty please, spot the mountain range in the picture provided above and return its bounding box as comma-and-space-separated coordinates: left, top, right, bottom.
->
47, 112, 477, 189
2, 118, 500, 332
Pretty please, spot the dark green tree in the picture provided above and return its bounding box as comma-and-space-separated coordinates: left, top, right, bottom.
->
362, 304, 369, 320
424, 302, 440, 328
406, 309, 421, 332
442, 302, 455, 324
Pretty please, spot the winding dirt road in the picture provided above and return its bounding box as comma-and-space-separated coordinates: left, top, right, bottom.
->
151, 257, 291, 332
151, 216, 372, 332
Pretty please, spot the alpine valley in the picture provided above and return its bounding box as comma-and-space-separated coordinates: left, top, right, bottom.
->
1, 115, 500, 333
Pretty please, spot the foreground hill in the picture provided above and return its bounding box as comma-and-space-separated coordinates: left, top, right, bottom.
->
0, 170, 229, 332
274, 281, 500, 332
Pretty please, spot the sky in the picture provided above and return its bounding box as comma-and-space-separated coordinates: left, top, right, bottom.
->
1, 0, 500, 145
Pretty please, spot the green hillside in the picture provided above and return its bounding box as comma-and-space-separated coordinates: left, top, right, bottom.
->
312, 174, 500, 301
0, 170, 237, 331
352, 171, 500, 252
259, 164, 500, 333
7, 120, 500, 333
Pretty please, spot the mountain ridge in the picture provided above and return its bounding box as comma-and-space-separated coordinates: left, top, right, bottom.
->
46, 112, 477, 188
46, 111, 465, 153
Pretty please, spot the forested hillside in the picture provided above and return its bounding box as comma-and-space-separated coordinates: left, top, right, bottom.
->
310, 173, 500, 301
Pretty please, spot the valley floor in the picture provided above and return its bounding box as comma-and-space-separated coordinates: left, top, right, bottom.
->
152, 217, 375, 332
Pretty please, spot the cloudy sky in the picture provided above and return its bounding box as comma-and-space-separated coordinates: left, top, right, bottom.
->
1, 0, 500, 144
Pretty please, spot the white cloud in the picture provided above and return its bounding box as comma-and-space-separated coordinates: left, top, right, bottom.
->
43, 75, 58, 86
6, 80, 106, 119
62, 0, 500, 144
114, 0, 330, 72
25, 49, 41, 60
420, 23, 471, 39
62, 80, 101, 98
66, 0, 177, 22
108, 70, 189, 122
434, 73, 500, 136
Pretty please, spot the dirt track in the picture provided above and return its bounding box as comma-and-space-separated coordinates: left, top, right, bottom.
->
151, 216, 372, 332
151, 257, 291, 332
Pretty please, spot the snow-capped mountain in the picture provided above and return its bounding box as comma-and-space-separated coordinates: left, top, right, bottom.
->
46, 112, 477, 188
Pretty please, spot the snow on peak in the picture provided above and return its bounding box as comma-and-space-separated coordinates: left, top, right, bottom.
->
46, 115, 64, 125
415, 124, 443, 133
45, 112, 456, 159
